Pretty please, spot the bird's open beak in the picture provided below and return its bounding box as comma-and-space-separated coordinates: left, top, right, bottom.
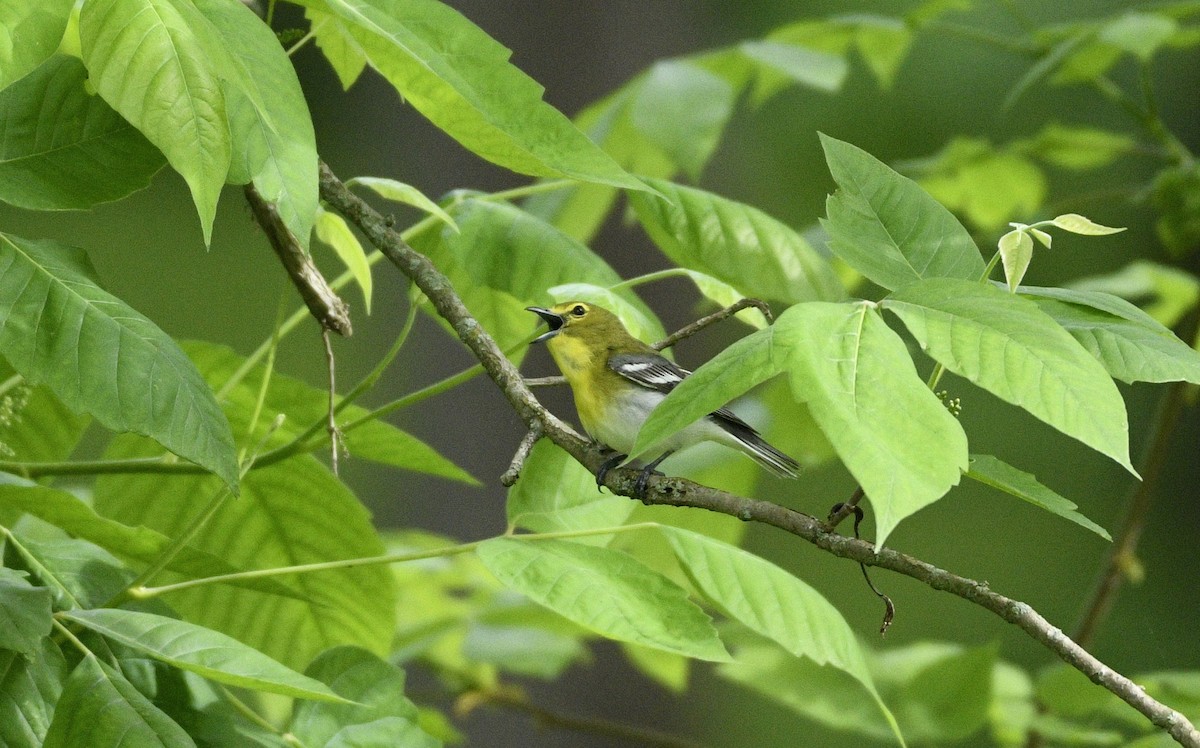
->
526, 306, 565, 343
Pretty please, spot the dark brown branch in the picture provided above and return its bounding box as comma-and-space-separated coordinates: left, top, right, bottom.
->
245, 184, 352, 336
317, 162, 1200, 748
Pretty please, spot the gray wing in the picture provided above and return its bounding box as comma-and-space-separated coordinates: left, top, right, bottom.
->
607, 352, 755, 430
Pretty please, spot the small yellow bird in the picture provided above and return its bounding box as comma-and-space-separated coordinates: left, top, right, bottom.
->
527, 302, 799, 494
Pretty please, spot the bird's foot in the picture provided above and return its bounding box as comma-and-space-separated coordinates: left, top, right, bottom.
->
596, 453, 627, 490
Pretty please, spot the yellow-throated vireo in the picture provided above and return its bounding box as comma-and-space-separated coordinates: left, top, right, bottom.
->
527, 301, 799, 494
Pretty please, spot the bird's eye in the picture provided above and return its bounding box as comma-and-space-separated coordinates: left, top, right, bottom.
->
571, 304, 587, 317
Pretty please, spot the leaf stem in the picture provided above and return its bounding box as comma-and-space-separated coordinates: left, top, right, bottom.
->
285, 31, 315, 57
51, 618, 92, 658
131, 523, 660, 599
0, 374, 22, 398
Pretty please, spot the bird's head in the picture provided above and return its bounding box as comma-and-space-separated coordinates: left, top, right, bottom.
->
526, 302, 632, 347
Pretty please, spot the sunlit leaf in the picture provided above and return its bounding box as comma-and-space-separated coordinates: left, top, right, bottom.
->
316, 207, 373, 313
79, 0, 231, 243
314, 0, 645, 191
307, 6, 368, 90
347, 176, 458, 232
821, 134, 985, 289
885, 278, 1133, 474
630, 178, 844, 304
774, 302, 968, 547
966, 454, 1110, 540
0, 0, 74, 92
0, 55, 165, 209
0, 234, 238, 488
999, 229, 1034, 292
476, 537, 729, 661
63, 608, 349, 702
629, 60, 735, 181
1050, 213, 1125, 235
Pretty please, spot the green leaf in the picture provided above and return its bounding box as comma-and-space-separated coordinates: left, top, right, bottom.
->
1050, 213, 1125, 235
918, 148, 1045, 232
1069, 261, 1200, 330
463, 621, 589, 679
0, 568, 52, 655
631, 327, 778, 460
95, 451, 396, 670
621, 642, 689, 692
965, 454, 1110, 540
884, 278, 1134, 473
194, 0, 318, 251
0, 362, 89, 462
0, 235, 238, 488
0, 641, 67, 747
630, 178, 844, 304
888, 643, 996, 742
292, 647, 432, 748
775, 302, 969, 547
852, 17, 912, 89
662, 527, 902, 742
1024, 123, 1135, 170
506, 440, 634, 542
315, 0, 644, 192
0, 482, 306, 601
1099, 12, 1178, 61
411, 199, 649, 353
476, 538, 729, 662
0, 0, 74, 92
184, 341, 476, 484
307, 6, 368, 89
629, 60, 736, 180
44, 655, 194, 748
79, 0, 231, 243
5, 531, 132, 609
677, 269, 771, 328
316, 207, 373, 313
739, 40, 848, 93
1029, 296, 1200, 385
63, 608, 348, 702
347, 176, 458, 232
820, 134, 985, 290
719, 641, 896, 741
0, 55, 165, 210
999, 229, 1034, 292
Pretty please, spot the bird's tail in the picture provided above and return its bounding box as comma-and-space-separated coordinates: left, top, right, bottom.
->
721, 419, 800, 478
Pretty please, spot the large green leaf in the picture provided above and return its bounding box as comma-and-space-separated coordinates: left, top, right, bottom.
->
307, 6, 368, 89
662, 528, 902, 742
0, 0, 73, 92
184, 341, 476, 484
0, 235, 237, 488
628, 60, 736, 181
966, 454, 1110, 540
79, 0, 231, 243
476, 538, 729, 661
506, 440, 634, 542
291, 647, 435, 748
0, 55, 165, 210
778, 302, 968, 547
44, 655, 194, 748
1020, 293, 1200, 385
63, 608, 348, 702
630, 178, 844, 304
94, 450, 396, 669
194, 0, 318, 250
0, 482, 306, 600
0, 568, 52, 656
313, 0, 644, 191
0, 641, 66, 747
410, 199, 650, 352
884, 278, 1133, 473
820, 134, 985, 290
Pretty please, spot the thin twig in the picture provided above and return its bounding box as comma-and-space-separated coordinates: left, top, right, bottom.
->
652, 298, 773, 351
524, 376, 565, 388
460, 685, 707, 748
825, 485, 865, 531
321, 328, 342, 475
501, 425, 542, 487
317, 162, 1200, 748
